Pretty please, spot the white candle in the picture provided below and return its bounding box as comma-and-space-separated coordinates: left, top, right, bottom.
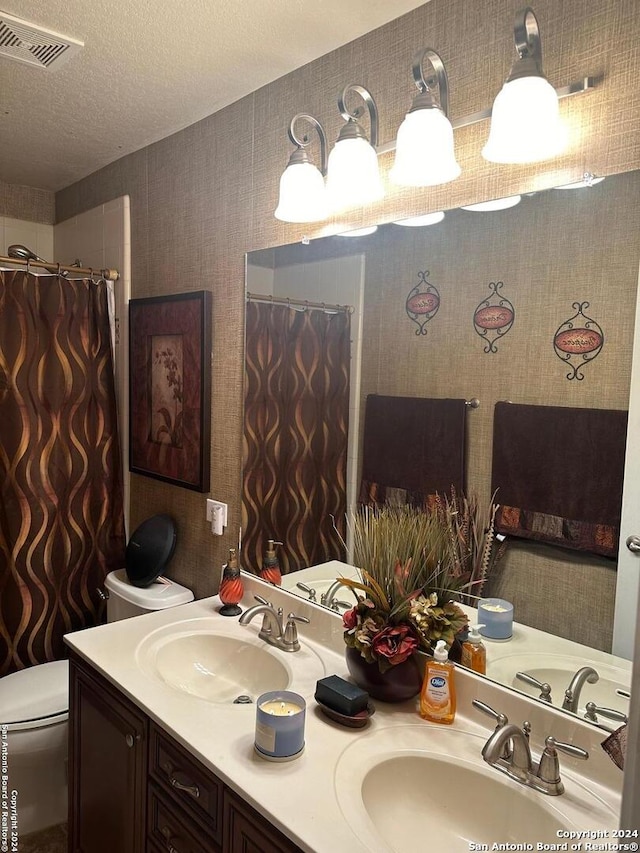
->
259, 700, 302, 716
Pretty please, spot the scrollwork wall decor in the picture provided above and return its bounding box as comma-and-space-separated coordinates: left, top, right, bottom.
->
553, 301, 604, 381
472, 281, 515, 353
405, 270, 440, 336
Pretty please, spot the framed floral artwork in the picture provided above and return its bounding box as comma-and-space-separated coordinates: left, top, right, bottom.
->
129, 291, 211, 491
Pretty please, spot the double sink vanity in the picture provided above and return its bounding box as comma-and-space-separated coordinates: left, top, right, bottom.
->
65, 571, 624, 853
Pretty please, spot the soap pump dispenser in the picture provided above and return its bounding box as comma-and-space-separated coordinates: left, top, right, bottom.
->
460, 624, 487, 675
219, 548, 244, 616
420, 639, 456, 724
259, 539, 282, 586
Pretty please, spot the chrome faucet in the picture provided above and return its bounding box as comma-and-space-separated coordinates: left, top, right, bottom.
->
562, 666, 599, 713
473, 699, 588, 795
239, 596, 309, 652
320, 580, 351, 611
481, 722, 533, 783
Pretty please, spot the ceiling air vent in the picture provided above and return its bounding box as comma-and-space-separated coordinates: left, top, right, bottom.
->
0, 11, 83, 70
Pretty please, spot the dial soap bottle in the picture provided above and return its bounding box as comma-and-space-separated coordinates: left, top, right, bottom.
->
420, 640, 456, 724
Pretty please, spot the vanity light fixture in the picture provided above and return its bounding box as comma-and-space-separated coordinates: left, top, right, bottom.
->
274, 7, 595, 222
482, 7, 567, 164
393, 211, 445, 226
275, 114, 329, 223
326, 85, 384, 212
461, 195, 522, 212
390, 49, 461, 187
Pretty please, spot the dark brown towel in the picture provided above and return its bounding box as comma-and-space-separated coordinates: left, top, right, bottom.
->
359, 395, 466, 504
601, 724, 627, 770
491, 402, 627, 558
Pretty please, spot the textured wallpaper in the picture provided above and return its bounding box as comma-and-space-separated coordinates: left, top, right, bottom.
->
55, 0, 640, 602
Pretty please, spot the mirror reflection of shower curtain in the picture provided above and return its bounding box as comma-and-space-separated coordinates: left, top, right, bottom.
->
242, 301, 350, 575
0, 270, 126, 676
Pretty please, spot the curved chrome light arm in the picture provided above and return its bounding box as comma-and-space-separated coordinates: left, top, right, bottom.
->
287, 113, 328, 175
507, 6, 545, 81
514, 6, 542, 63
410, 47, 450, 117
336, 84, 379, 147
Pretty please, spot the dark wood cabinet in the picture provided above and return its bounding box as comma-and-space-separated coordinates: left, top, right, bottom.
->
69, 653, 302, 853
223, 791, 303, 853
69, 655, 148, 853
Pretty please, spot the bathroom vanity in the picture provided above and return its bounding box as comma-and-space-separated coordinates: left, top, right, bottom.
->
69, 653, 299, 852
65, 576, 624, 853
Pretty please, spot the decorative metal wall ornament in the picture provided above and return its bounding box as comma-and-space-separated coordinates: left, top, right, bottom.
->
553, 301, 604, 381
472, 280, 515, 353
405, 270, 440, 335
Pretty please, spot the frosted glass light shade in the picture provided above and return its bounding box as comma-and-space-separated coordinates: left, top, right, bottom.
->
390, 108, 461, 187
482, 76, 567, 164
274, 161, 328, 223
462, 195, 521, 212
326, 137, 384, 212
393, 211, 445, 226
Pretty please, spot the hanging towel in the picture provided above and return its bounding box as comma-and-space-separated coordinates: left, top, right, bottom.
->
359, 395, 467, 506
491, 402, 628, 559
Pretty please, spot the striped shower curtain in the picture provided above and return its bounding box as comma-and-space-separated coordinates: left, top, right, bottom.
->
0, 270, 126, 676
242, 301, 350, 575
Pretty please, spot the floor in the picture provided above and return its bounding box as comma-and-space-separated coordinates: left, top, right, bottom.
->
19, 823, 67, 853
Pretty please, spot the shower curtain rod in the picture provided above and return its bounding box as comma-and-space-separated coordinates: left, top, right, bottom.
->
0, 255, 119, 281
246, 292, 353, 313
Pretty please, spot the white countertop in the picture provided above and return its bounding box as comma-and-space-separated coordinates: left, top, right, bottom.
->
64, 576, 624, 852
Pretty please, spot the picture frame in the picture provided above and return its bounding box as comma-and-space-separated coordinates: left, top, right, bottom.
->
129, 290, 211, 491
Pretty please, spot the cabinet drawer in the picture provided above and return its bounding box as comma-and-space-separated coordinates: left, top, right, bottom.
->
223, 790, 302, 853
148, 783, 221, 853
149, 724, 223, 845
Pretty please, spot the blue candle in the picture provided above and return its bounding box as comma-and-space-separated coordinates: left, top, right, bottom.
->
478, 598, 514, 640
255, 690, 306, 760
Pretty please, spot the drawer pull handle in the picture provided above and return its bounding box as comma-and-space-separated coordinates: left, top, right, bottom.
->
160, 826, 181, 853
169, 775, 200, 799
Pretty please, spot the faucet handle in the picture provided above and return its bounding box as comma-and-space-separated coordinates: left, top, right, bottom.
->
281, 613, 310, 652
584, 702, 628, 725
537, 736, 588, 792
515, 671, 552, 703
254, 594, 272, 606
472, 699, 508, 729
296, 582, 317, 603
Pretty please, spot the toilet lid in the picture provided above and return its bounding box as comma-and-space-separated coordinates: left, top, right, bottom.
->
0, 660, 69, 728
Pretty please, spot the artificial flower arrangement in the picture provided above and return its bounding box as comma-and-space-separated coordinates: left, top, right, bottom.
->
338, 493, 506, 673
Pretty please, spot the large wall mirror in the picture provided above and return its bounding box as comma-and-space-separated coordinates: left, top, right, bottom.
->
243, 169, 640, 727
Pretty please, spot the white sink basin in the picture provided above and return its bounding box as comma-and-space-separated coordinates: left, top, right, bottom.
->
486, 653, 631, 716
135, 618, 326, 703
334, 725, 616, 852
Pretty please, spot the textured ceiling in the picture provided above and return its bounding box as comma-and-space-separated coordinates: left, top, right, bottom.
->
0, 0, 427, 192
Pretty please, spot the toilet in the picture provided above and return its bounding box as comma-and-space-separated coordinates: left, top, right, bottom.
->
0, 569, 193, 836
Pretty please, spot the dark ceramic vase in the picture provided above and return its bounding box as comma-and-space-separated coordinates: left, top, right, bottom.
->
345, 646, 422, 703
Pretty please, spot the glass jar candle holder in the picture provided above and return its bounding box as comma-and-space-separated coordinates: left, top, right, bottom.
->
254, 690, 306, 761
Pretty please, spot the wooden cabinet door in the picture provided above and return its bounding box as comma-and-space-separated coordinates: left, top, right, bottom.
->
69, 655, 148, 853
223, 790, 302, 853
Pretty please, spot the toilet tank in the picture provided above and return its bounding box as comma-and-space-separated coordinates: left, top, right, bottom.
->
104, 568, 194, 621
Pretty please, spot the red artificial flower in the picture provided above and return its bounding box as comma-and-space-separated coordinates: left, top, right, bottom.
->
371, 624, 419, 665
343, 607, 359, 631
